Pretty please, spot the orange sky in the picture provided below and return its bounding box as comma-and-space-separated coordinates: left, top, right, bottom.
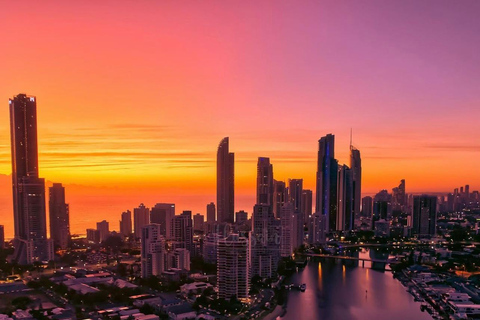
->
0, 1, 479, 238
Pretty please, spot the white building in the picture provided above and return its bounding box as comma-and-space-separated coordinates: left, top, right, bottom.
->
217, 234, 249, 299
141, 224, 165, 278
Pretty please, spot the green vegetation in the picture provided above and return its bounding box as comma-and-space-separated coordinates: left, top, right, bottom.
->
190, 256, 216, 274
12, 296, 33, 310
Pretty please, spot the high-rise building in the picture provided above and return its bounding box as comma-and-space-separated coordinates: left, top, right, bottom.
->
86, 229, 100, 244
216, 137, 234, 223
49, 183, 70, 249
206, 202, 216, 223
361, 196, 373, 217
171, 211, 193, 253
250, 204, 280, 278
9, 94, 53, 264
350, 144, 362, 219
173, 248, 191, 271
150, 203, 175, 239
316, 134, 338, 233
392, 179, 406, 212
134, 204, 150, 240
193, 214, 204, 232
301, 189, 313, 224
256, 157, 274, 208
413, 196, 437, 236
373, 190, 392, 227
280, 202, 294, 257
309, 212, 325, 244
120, 210, 132, 237
235, 210, 248, 224
337, 165, 354, 231
273, 180, 287, 219
0, 225, 4, 249
217, 234, 249, 299
289, 179, 303, 212
141, 224, 165, 278
96, 220, 110, 242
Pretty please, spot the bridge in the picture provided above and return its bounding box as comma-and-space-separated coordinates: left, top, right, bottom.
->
305, 253, 391, 264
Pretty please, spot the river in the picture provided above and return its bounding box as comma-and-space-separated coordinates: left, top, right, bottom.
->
281, 250, 432, 320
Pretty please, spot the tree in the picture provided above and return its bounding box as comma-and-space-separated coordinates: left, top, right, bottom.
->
12, 296, 33, 310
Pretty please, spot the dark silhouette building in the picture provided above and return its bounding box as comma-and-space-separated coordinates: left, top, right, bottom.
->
216, 137, 234, 223
150, 203, 175, 239
206, 202, 216, 223
120, 210, 132, 237
316, 134, 338, 232
49, 183, 70, 249
256, 157, 274, 208
413, 195, 437, 236
9, 94, 52, 264
350, 145, 362, 220
273, 180, 287, 219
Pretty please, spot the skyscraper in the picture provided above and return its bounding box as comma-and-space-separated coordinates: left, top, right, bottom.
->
193, 213, 204, 232
350, 143, 362, 220
120, 210, 132, 237
337, 165, 354, 231
141, 224, 165, 278
0, 225, 4, 249
362, 196, 373, 217
150, 203, 175, 239
301, 189, 313, 224
217, 234, 249, 300
392, 179, 406, 212
289, 179, 303, 212
96, 220, 110, 242
49, 183, 70, 249
256, 157, 274, 208
134, 203, 150, 240
206, 202, 216, 223
9, 94, 52, 264
413, 195, 437, 236
316, 134, 338, 233
373, 190, 392, 227
273, 180, 287, 219
250, 204, 279, 278
235, 210, 248, 224
171, 211, 193, 254
280, 202, 294, 257
217, 137, 234, 223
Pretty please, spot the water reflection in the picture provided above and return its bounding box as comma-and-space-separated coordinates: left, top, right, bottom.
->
282, 250, 431, 320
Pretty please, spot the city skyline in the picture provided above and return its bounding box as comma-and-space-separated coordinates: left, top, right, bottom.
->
1, 1, 480, 238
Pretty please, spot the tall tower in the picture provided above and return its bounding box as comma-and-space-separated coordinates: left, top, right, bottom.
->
206, 202, 216, 223
337, 165, 354, 231
250, 204, 279, 278
316, 134, 338, 232
141, 224, 165, 278
216, 137, 234, 223
49, 183, 70, 249
256, 157, 274, 208
9, 94, 52, 264
217, 234, 249, 299
413, 195, 437, 236
150, 203, 175, 239
350, 134, 362, 220
120, 210, 132, 237
273, 180, 287, 219
134, 203, 150, 240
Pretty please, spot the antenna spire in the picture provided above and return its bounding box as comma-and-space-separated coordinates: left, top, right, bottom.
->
350, 128, 353, 150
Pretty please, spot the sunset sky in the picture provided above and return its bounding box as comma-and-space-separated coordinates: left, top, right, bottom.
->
1, 1, 479, 238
